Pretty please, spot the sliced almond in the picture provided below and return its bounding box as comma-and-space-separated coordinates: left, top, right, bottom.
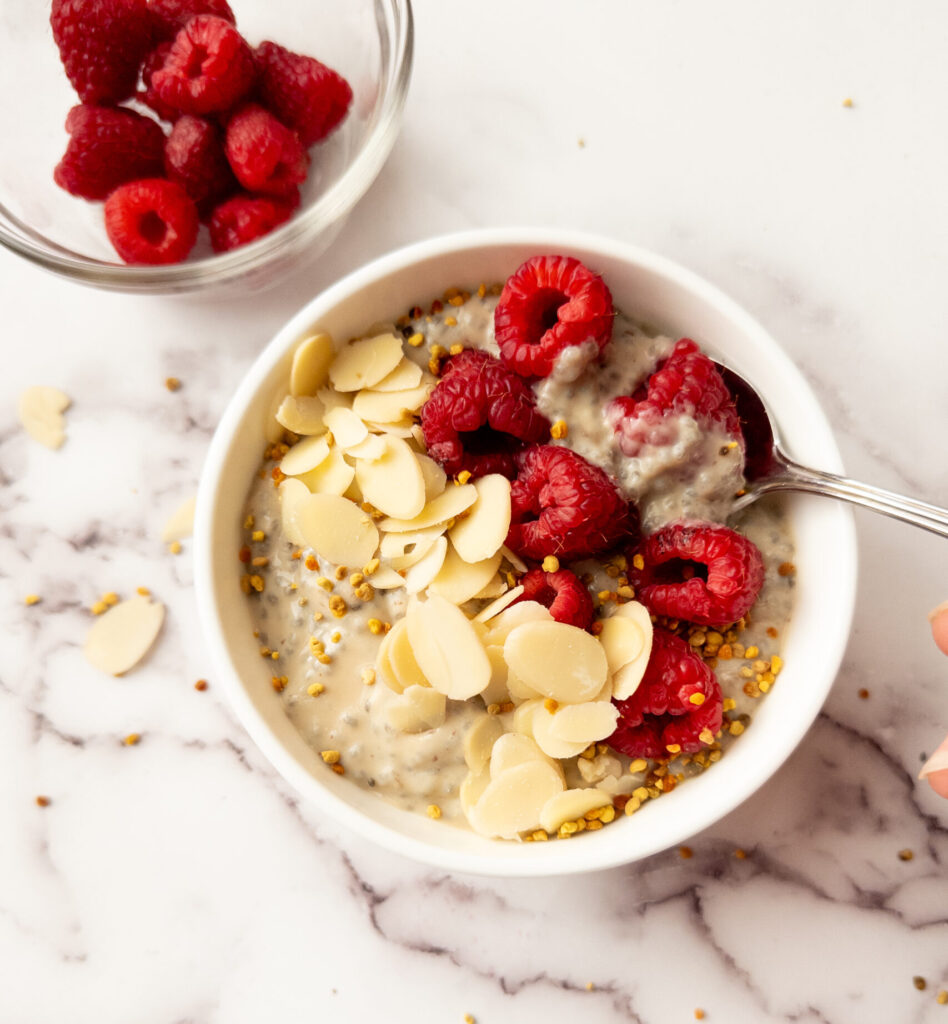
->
448, 474, 511, 564
404, 594, 490, 700
499, 545, 528, 573
463, 715, 504, 772
280, 434, 332, 476
599, 600, 652, 671
290, 333, 335, 396
490, 733, 548, 779
416, 455, 447, 502
428, 545, 502, 606
608, 602, 655, 700
380, 526, 446, 562
355, 436, 426, 520
278, 477, 312, 547
328, 333, 404, 392
404, 536, 448, 594
161, 495, 196, 543
352, 384, 432, 423
388, 618, 429, 690
504, 621, 608, 704
470, 760, 564, 839
480, 645, 512, 708
18, 386, 71, 449
548, 701, 620, 744
275, 394, 326, 436
295, 493, 379, 567
370, 357, 423, 392
345, 433, 387, 460
366, 565, 406, 590
531, 704, 593, 760
385, 685, 446, 733
83, 594, 165, 677
297, 448, 355, 496
376, 623, 403, 692
510, 698, 541, 738
472, 576, 508, 601
363, 419, 416, 437
484, 601, 553, 644
539, 789, 613, 834
474, 584, 524, 622
379, 484, 477, 533
316, 386, 352, 415
460, 767, 491, 823
324, 406, 369, 449
506, 670, 542, 703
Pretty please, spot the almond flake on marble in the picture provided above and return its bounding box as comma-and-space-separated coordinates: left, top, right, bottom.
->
352, 384, 432, 424
278, 477, 312, 547
463, 714, 505, 772
548, 701, 620, 744
290, 333, 335, 396
83, 594, 165, 676
460, 767, 491, 821
295, 493, 379, 567
474, 584, 524, 622
275, 394, 326, 436
504, 621, 608, 704
531, 704, 593, 760
448, 474, 511, 564
388, 618, 430, 691
470, 760, 564, 839
489, 733, 549, 779
379, 483, 477, 532
18, 386, 71, 449
328, 333, 404, 392
280, 434, 332, 476
404, 535, 448, 594
416, 454, 447, 502
160, 495, 196, 543
404, 594, 490, 700
297, 448, 355, 496
538, 789, 613, 834
485, 600, 553, 645
385, 684, 446, 733
370, 357, 424, 392
324, 406, 369, 449
345, 433, 387, 460
355, 436, 426, 519
428, 545, 502, 606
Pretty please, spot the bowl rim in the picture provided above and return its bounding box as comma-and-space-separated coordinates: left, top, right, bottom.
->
194, 227, 858, 876
0, 0, 414, 293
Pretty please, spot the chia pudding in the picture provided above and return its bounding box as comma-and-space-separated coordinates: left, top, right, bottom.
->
241, 258, 795, 841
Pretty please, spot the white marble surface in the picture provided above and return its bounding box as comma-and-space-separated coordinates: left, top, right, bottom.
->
3, 1, 948, 1020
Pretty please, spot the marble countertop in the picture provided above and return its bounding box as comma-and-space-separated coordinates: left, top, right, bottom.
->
3, 1, 948, 1021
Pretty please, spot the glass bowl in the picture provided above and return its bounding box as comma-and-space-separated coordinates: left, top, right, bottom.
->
0, 0, 413, 293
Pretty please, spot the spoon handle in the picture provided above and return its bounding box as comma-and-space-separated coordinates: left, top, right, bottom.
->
739, 453, 948, 538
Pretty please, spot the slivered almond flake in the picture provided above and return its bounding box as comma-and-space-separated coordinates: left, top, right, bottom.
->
280, 434, 332, 477
472, 575, 508, 601
539, 789, 612, 834
404, 594, 490, 700
416, 454, 447, 502
160, 495, 196, 543
278, 477, 311, 547
489, 733, 549, 779
345, 433, 387, 460
463, 714, 504, 773
474, 584, 523, 622
328, 333, 404, 392
460, 767, 491, 820
18, 386, 71, 449
295, 493, 379, 568
548, 701, 620, 744
606, 601, 654, 700
428, 546, 502, 606
364, 565, 405, 590
448, 474, 511, 564
484, 600, 552, 643
504, 621, 607, 704
470, 760, 564, 839
370, 357, 424, 392
275, 394, 326, 435
290, 333, 335, 396
352, 384, 432, 423
404, 536, 448, 594
297, 448, 355, 496
379, 483, 477, 532
510, 698, 541, 738
83, 594, 165, 676
388, 618, 429, 690
380, 525, 445, 562
324, 406, 369, 449
355, 436, 426, 520
531, 703, 593, 759
385, 684, 446, 733
362, 419, 416, 437
480, 645, 512, 707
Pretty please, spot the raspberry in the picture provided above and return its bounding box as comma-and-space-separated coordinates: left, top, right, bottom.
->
506, 445, 637, 561
419, 350, 550, 480
608, 629, 723, 760
208, 193, 295, 253
164, 115, 235, 203
515, 569, 595, 630
51, 0, 154, 105
255, 41, 353, 147
494, 255, 614, 379
104, 178, 199, 264
149, 0, 235, 41
608, 339, 743, 457
628, 520, 765, 627
151, 15, 255, 116
138, 42, 179, 121
53, 105, 165, 201
224, 104, 309, 198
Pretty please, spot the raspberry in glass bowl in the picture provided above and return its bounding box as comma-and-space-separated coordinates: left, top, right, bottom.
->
0, 0, 412, 292
195, 229, 856, 876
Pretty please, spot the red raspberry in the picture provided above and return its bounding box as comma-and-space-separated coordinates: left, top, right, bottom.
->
104, 178, 199, 264
151, 15, 255, 116
494, 255, 614, 379
51, 0, 155, 105
53, 105, 165, 201
506, 445, 637, 561
608, 629, 723, 760
138, 43, 179, 121
255, 41, 353, 147
149, 0, 235, 41
608, 339, 743, 457
164, 115, 235, 203
628, 520, 765, 627
208, 194, 295, 252
419, 350, 550, 480
224, 104, 309, 198
515, 569, 595, 630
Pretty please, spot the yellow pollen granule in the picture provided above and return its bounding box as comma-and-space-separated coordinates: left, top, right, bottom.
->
407, 332, 424, 347
628, 759, 648, 774
123, 733, 141, 746
689, 693, 706, 706
666, 743, 682, 755
320, 750, 341, 765
367, 618, 383, 635
771, 655, 783, 675
328, 596, 347, 618
541, 555, 560, 573
168, 541, 183, 555
316, 576, 333, 590
165, 376, 181, 391
936, 990, 947, 1005
632, 554, 645, 570
722, 697, 736, 712
426, 804, 442, 819
699, 728, 715, 745
543, 698, 560, 714
550, 420, 568, 440
24, 594, 41, 606
444, 316, 458, 327
449, 343, 465, 356
91, 600, 108, 615
362, 668, 376, 686
307, 683, 325, 697
457, 469, 472, 485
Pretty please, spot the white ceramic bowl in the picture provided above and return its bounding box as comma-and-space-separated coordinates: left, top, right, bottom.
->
194, 229, 857, 876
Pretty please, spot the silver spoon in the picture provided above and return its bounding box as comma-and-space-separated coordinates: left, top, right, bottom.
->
716, 363, 948, 537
